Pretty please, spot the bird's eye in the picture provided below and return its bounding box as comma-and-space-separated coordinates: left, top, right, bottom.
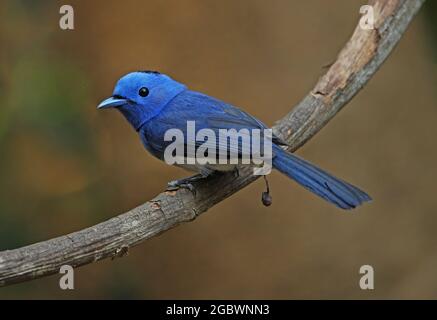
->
138, 87, 149, 97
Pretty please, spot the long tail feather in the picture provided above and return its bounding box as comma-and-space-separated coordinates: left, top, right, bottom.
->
272, 145, 371, 210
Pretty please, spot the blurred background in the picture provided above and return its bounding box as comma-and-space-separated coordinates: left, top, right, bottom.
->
0, 0, 436, 299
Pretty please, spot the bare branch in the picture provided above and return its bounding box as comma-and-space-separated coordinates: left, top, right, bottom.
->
0, 0, 425, 287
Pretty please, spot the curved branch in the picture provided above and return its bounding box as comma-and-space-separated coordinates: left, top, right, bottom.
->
0, 0, 425, 287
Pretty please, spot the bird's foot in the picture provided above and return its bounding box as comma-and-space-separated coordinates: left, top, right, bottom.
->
167, 181, 196, 195
166, 174, 205, 196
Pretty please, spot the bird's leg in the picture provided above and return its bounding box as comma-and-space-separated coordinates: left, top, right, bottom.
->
233, 167, 240, 178
167, 175, 204, 194
167, 168, 214, 195
261, 175, 272, 207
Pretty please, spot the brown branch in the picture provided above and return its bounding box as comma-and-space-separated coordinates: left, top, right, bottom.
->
0, 0, 425, 287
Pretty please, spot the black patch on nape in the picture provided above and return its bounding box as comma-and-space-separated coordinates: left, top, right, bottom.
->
138, 70, 161, 75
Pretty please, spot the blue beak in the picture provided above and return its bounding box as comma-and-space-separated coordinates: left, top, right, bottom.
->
97, 96, 128, 109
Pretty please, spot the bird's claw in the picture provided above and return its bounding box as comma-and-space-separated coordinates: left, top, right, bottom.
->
167, 180, 196, 196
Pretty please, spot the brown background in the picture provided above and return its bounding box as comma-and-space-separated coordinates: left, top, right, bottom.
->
0, 0, 436, 299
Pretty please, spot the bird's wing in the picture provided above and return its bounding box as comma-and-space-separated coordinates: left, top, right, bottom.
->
142, 90, 280, 158
204, 95, 288, 146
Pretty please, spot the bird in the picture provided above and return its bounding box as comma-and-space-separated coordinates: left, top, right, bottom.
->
98, 71, 371, 210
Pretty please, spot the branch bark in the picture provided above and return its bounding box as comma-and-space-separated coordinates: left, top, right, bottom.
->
0, 0, 425, 287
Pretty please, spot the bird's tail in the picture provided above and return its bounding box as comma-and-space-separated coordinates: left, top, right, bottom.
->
272, 145, 371, 210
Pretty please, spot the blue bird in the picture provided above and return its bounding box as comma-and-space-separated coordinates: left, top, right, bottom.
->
98, 71, 371, 210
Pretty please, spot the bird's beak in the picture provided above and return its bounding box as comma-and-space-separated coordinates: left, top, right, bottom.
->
97, 96, 128, 109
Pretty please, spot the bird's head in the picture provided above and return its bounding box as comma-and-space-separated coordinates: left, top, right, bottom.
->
97, 71, 186, 130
